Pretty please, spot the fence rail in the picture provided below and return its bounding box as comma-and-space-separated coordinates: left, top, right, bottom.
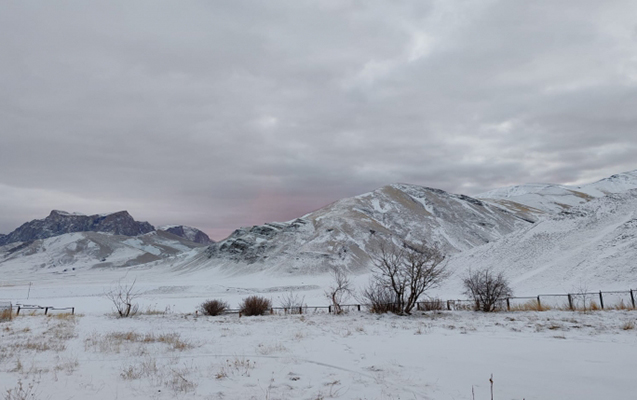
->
217, 288, 637, 315
15, 304, 75, 315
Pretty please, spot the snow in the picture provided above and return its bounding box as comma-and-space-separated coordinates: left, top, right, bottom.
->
0, 260, 636, 399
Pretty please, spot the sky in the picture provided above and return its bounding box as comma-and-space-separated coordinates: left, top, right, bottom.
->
1, 1, 636, 240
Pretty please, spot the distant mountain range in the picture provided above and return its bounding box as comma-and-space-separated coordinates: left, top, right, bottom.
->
0, 210, 212, 272
2, 169, 636, 291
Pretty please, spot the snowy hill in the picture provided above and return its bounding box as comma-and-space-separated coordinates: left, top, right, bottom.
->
197, 184, 532, 273
444, 189, 637, 294
0, 230, 205, 274
477, 170, 637, 219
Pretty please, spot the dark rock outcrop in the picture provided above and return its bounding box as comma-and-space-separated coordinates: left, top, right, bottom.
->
159, 225, 213, 244
0, 210, 154, 246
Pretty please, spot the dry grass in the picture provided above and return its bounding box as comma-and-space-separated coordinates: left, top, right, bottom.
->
4, 379, 38, 400
85, 330, 194, 353
1, 309, 12, 321
509, 300, 551, 312
215, 356, 256, 379
120, 356, 198, 394
621, 321, 635, 330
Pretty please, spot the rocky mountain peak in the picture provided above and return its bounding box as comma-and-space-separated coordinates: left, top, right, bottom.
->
158, 225, 213, 244
0, 210, 154, 246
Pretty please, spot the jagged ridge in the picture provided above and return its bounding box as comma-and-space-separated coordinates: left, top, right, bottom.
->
0, 210, 154, 246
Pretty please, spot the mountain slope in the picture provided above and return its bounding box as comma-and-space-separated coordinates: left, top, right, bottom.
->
0, 230, 205, 273
196, 184, 532, 273
0, 210, 154, 246
444, 189, 637, 293
477, 170, 637, 219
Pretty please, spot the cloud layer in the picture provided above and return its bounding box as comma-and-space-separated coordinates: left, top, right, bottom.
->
1, 1, 636, 239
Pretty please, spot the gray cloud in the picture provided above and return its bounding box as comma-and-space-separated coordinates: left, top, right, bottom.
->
1, 0, 636, 239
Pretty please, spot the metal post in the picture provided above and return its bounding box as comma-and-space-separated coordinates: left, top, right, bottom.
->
599, 291, 604, 310
299, 306, 302, 315
631, 290, 635, 309
447, 300, 451, 311
506, 298, 510, 311
357, 304, 361, 311
537, 296, 541, 310
568, 294, 573, 311
16, 306, 20, 316
328, 305, 332, 313
45, 307, 48, 315
72, 307, 75, 315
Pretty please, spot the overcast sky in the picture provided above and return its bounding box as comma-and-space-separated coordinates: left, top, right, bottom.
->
1, 1, 636, 240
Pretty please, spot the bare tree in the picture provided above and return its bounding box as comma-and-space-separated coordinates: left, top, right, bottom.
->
325, 268, 353, 314
463, 268, 512, 312
105, 279, 139, 317
366, 240, 447, 315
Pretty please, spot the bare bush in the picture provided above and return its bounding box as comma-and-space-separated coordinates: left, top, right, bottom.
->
105, 280, 139, 318
4, 379, 37, 400
279, 292, 306, 314
463, 268, 513, 312
367, 239, 447, 315
325, 268, 353, 314
199, 299, 229, 316
240, 296, 271, 316
362, 280, 401, 314
419, 297, 444, 311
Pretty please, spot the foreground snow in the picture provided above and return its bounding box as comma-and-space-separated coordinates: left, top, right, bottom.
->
1, 308, 636, 400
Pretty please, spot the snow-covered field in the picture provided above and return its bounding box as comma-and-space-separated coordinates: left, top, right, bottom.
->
1, 268, 636, 400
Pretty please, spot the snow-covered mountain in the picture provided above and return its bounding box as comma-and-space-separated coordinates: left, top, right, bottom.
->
444, 189, 637, 293
158, 225, 213, 244
0, 230, 205, 273
0, 210, 154, 246
197, 184, 532, 273
477, 170, 637, 219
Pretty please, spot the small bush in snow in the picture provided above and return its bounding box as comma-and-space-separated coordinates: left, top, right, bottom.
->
362, 281, 401, 314
279, 292, 306, 314
199, 299, 228, 316
240, 296, 271, 316
463, 267, 512, 312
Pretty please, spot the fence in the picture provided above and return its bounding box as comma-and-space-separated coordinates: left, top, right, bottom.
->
223, 288, 637, 315
15, 304, 75, 315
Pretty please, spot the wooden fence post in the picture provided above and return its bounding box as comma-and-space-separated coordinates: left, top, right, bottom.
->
506, 298, 510, 311
447, 300, 451, 311
16, 306, 20, 316
328, 305, 332, 313
72, 307, 75, 315
631, 290, 635, 309
357, 304, 361, 311
599, 291, 604, 310
537, 296, 541, 310
45, 307, 49, 315
568, 294, 573, 311
299, 306, 303, 315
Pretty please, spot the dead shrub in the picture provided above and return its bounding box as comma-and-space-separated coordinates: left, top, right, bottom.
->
280, 292, 306, 314
363, 281, 401, 314
418, 298, 444, 311
105, 280, 139, 318
199, 299, 229, 316
4, 379, 38, 400
463, 267, 513, 312
1, 309, 12, 321
239, 296, 271, 316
